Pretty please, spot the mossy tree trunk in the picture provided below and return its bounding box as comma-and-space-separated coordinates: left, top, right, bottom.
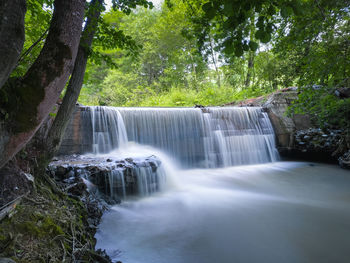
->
0, 0, 86, 170
37, 0, 103, 171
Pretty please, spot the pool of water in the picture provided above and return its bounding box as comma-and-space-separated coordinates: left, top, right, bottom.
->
96, 162, 350, 263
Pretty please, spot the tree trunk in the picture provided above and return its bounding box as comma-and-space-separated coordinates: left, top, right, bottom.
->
0, 0, 26, 89
42, 0, 103, 162
245, 14, 255, 88
208, 35, 220, 87
0, 0, 85, 169
245, 51, 255, 87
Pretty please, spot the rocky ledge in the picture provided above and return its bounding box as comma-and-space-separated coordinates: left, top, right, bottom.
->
48, 154, 164, 204
295, 128, 343, 153
292, 128, 348, 164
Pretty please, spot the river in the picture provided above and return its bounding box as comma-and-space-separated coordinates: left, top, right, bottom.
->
96, 161, 350, 263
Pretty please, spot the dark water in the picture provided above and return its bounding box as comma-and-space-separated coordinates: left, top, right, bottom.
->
96, 162, 350, 263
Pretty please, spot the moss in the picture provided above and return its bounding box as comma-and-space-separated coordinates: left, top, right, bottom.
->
0, 178, 98, 262
41, 217, 64, 236
1, 38, 72, 134
17, 221, 41, 237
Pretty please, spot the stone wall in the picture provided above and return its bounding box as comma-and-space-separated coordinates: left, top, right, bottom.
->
58, 107, 93, 155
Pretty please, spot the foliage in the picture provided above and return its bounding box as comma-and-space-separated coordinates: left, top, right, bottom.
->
179, 0, 304, 58
11, 0, 53, 77
77, 0, 350, 129
277, 0, 350, 129
288, 86, 350, 129
79, 1, 280, 107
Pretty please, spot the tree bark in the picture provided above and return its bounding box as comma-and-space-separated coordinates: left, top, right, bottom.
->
0, 0, 85, 169
0, 0, 26, 89
43, 0, 103, 161
245, 51, 255, 87
245, 14, 255, 88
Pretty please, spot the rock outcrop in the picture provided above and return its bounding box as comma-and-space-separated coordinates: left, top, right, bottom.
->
232, 88, 313, 152
232, 88, 349, 165
48, 155, 165, 204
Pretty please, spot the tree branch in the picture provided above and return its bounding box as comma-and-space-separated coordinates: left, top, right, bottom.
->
0, 0, 26, 90
0, 0, 86, 169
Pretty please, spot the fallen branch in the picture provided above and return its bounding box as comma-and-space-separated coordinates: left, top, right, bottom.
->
0, 192, 29, 221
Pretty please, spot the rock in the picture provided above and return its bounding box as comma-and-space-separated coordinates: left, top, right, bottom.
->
66, 170, 75, 178
49, 154, 165, 202
335, 87, 350, 98
66, 178, 87, 196
63, 176, 76, 184
194, 104, 205, 108
106, 158, 113, 162
262, 91, 312, 151
125, 158, 133, 163
55, 166, 68, 177
303, 135, 311, 141
83, 195, 108, 228
0, 258, 16, 263
339, 150, 350, 169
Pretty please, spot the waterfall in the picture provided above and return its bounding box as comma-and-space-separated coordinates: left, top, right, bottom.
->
90, 106, 128, 154
87, 106, 279, 168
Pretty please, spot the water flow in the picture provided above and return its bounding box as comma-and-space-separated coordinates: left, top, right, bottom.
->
96, 162, 350, 263
88, 106, 279, 168
90, 106, 128, 154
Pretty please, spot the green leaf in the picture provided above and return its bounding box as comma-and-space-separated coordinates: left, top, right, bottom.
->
260, 32, 271, 43
249, 41, 259, 51
267, 5, 276, 16
223, 1, 233, 16
243, 43, 250, 51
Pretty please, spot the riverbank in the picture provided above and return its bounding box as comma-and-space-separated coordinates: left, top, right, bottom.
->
0, 162, 112, 263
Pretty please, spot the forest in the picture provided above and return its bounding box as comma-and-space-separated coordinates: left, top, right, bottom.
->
0, 0, 349, 262
77, 0, 350, 130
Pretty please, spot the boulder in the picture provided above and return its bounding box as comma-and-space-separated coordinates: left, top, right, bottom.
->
339, 150, 350, 169
262, 91, 312, 152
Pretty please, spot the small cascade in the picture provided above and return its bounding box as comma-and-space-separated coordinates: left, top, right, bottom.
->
85, 106, 279, 168
48, 155, 166, 203
89, 156, 166, 201
90, 106, 128, 154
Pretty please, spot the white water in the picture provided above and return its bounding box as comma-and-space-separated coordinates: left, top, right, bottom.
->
96, 162, 350, 263
84, 106, 350, 262
88, 106, 279, 168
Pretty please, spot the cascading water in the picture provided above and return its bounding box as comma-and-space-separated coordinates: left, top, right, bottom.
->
74, 106, 350, 263
90, 106, 128, 153
87, 106, 279, 168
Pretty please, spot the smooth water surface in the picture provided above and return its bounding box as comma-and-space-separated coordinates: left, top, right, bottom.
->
96, 162, 350, 263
